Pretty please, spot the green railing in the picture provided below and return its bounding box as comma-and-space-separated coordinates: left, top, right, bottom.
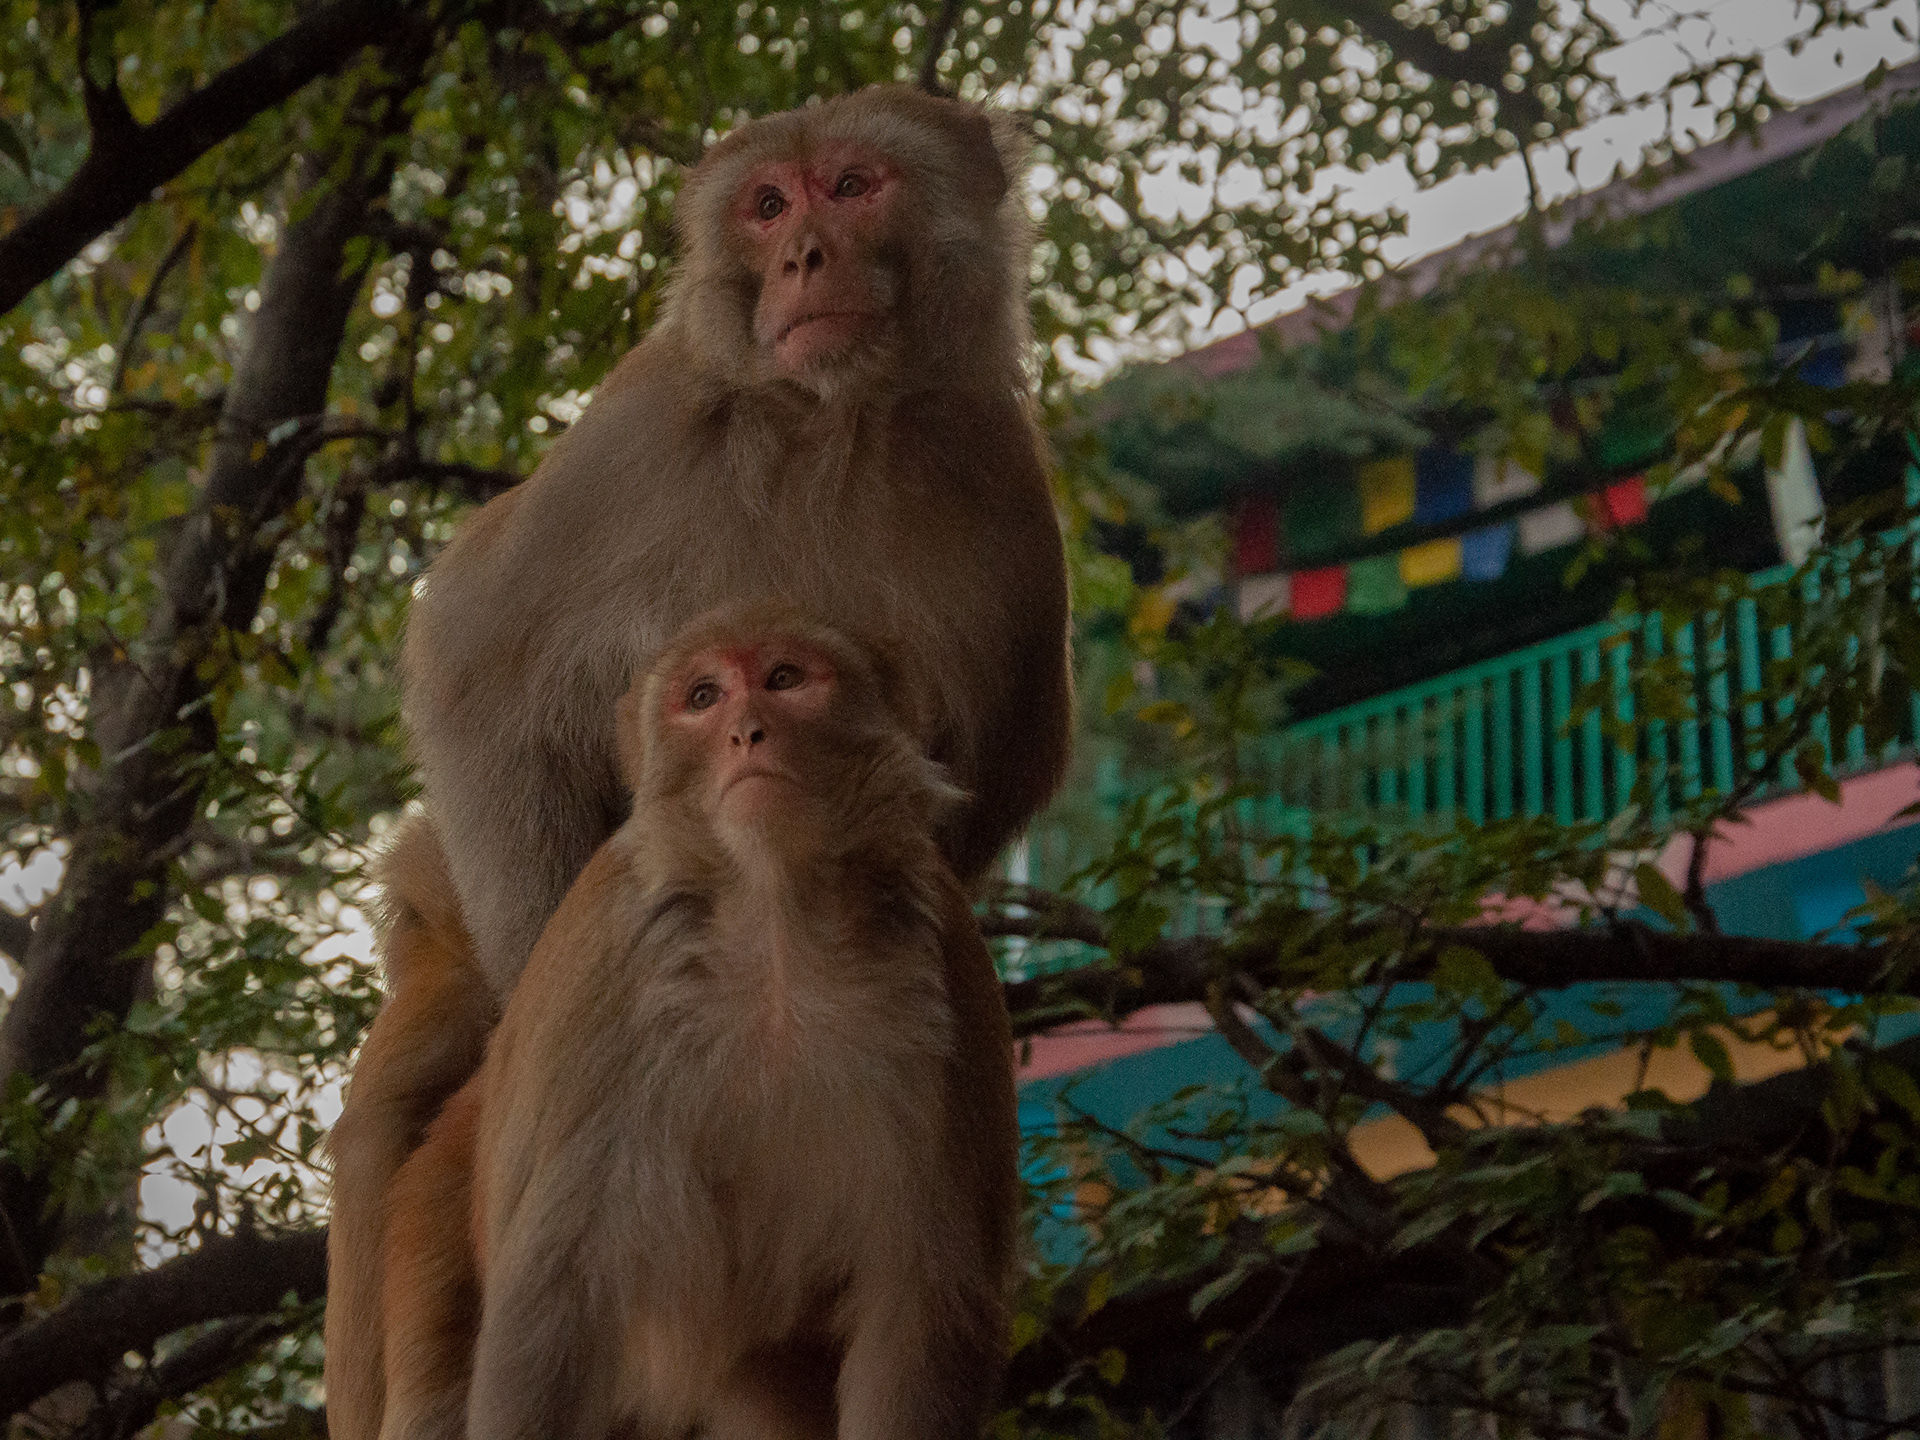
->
1023, 563, 1920, 892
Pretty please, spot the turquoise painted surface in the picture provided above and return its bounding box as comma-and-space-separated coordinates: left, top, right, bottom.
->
1018, 822, 1920, 1143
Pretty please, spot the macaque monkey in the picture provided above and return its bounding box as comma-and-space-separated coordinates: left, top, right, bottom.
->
410, 83, 1069, 997
377, 603, 1019, 1440
328, 83, 1068, 1438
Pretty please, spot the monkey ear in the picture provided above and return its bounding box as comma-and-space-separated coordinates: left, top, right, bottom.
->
941, 105, 1035, 212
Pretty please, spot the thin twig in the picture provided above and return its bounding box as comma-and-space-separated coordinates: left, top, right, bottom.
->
918, 0, 966, 93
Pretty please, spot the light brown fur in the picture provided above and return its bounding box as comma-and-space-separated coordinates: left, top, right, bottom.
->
405, 85, 1069, 995
324, 820, 495, 1440
378, 605, 1018, 1440
330, 86, 1066, 1440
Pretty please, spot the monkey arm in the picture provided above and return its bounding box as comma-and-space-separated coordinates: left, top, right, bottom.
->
836, 882, 1019, 1440
466, 849, 647, 1440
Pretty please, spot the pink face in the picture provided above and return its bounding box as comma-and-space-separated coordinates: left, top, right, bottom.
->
735, 143, 899, 376
667, 639, 839, 821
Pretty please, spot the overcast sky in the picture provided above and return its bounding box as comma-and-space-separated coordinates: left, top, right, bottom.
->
1179, 0, 1920, 352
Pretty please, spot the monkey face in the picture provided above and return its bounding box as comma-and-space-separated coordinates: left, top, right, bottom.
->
734, 143, 903, 383
662, 637, 846, 833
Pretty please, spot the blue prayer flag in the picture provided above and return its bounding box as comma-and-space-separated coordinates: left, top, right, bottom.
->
1415, 448, 1475, 524
1461, 522, 1514, 581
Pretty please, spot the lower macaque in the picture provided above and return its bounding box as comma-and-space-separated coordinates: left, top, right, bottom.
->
378, 601, 1019, 1440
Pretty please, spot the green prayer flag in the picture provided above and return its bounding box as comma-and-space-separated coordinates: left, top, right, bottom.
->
1346, 553, 1407, 615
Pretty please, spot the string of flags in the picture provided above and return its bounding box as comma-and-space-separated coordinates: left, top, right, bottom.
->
1232, 451, 1657, 622
1233, 437, 1821, 623
1212, 295, 1888, 624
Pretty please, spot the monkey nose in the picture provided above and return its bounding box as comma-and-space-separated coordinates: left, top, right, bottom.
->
730, 724, 767, 748
784, 239, 826, 277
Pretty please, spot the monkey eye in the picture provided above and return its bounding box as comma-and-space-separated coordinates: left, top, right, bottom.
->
755, 188, 786, 222
765, 662, 804, 691
834, 171, 870, 199
687, 679, 723, 711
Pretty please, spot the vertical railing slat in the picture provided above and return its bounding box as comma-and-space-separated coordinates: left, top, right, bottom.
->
1611, 635, 1636, 815
1436, 687, 1458, 815
1706, 614, 1735, 794
1676, 621, 1703, 800
1549, 650, 1574, 825
1644, 617, 1669, 827
1464, 679, 1486, 824
1521, 660, 1545, 817
1736, 596, 1765, 794
1491, 669, 1515, 820
1406, 701, 1428, 817
1580, 645, 1604, 821
1376, 713, 1398, 810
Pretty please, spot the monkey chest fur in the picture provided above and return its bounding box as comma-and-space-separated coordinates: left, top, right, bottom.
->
603, 908, 956, 1411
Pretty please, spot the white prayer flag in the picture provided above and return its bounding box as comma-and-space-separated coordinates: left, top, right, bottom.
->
1765, 416, 1824, 567
1237, 571, 1291, 619
1518, 501, 1586, 554
1474, 455, 1542, 508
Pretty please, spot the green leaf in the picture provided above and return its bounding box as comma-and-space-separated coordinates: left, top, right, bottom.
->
1689, 1030, 1735, 1086
1634, 863, 1690, 930
1432, 945, 1504, 1009
1007, 1311, 1041, 1355
1081, 1268, 1111, 1320
1095, 1348, 1127, 1385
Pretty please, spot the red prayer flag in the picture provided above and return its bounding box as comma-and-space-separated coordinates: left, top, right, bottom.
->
1233, 495, 1279, 575
1290, 565, 1348, 620
1593, 476, 1649, 529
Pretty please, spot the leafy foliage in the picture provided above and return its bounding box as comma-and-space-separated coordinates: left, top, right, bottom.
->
1, 1, 1919, 1436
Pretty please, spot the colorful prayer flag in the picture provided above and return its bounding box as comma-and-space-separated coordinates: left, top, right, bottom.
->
1461, 522, 1515, 581
1415, 448, 1475, 524
1237, 571, 1291, 620
1519, 501, 1586, 554
1766, 416, 1825, 566
1399, 536, 1463, 588
1347, 553, 1407, 615
1233, 494, 1278, 575
1290, 565, 1348, 620
1592, 475, 1649, 528
1473, 455, 1541, 508
1359, 456, 1415, 535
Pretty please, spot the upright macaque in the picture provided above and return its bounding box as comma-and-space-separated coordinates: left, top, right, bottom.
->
377, 603, 1019, 1440
328, 83, 1068, 1438
408, 83, 1069, 996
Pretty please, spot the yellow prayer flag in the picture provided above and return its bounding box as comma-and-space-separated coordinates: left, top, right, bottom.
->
1358, 456, 1415, 535
1399, 536, 1463, 587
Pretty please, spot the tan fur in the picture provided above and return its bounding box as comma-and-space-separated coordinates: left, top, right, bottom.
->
325, 818, 496, 1440
333, 85, 1065, 1435
403, 83, 1070, 995
379, 605, 1019, 1440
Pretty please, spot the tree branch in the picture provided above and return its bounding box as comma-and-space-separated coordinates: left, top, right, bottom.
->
0, 908, 34, 963
0, 1227, 326, 1423
918, 0, 966, 94
989, 888, 1917, 1034
0, 0, 388, 317
73, 1311, 315, 1440
0, 111, 404, 1280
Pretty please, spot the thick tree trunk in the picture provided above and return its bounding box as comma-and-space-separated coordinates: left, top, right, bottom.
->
0, 156, 379, 1290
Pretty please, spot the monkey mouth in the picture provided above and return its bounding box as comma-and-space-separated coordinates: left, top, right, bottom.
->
776, 311, 881, 349
722, 766, 797, 798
